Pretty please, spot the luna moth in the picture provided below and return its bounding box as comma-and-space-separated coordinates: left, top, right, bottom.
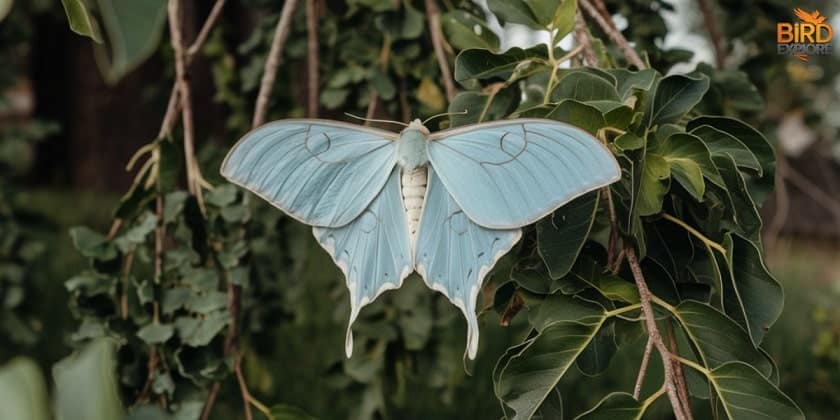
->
221, 118, 620, 359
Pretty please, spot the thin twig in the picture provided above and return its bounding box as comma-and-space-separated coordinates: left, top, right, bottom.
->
424, 0, 456, 100
399, 77, 411, 122
187, 0, 228, 57
574, 10, 598, 67
695, 0, 725, 68
168, 0, 205, 212
235, 353, 253, 420
667, 320, 694, 420
306, 0, 319, 118
253, 0, 300, 127
579, 0, 646, 69
633, 337, 653, 399
200, 382, 221, 420
365, 36, 392, 123
591, 0, 617, 31
120, 251, 135, 319
625, 247, 689, 420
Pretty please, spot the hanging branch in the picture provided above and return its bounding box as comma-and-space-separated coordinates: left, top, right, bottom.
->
424, 0, 456, 101
306, 0, 320, 118
574, 10, 599, 67
253, 0, 300, 127
696, 0, 725, 68
633, 338, 654, 399
579, 0, 646, 69
626, 247, 690, 420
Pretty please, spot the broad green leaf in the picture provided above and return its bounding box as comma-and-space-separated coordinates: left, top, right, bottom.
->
524, 292, 604, 332
369, 68, 396, 100
647, 74, 709, 126
655, 132, 723, 201
688, 116, 775, 205
442, 10, 500, 51
96, 0, 168, 83
537, 191, 599, 279
550, 0, 577, 41
320, 88, 350, 109
551, 70, 620, 103
636, 153, 670, 216
487, 0, 541, 29
0, 358, 50, 420
495, 319, 606, 419
416, 78, 445, 111
454, 46, 548, 82
137, 323, 175, 344
175, 311, 231, 347
448, 86, 518, 126
511, 256, 565, 294
608, 68, 658, 100
375, 5, 423, 40
689, 125, 761, 172
577, 320, 617, 375
707, 362, 804, 420
53, 339, 124, 420
568, 256, 639, 303
70, 226, 118, 260
712, 70, 764, 112
613, 133, 643, 152
721, 233, 783, 346
524, 0, 558, 27
61, 0, 103, 42
271, 404, 317, 420
714, 155, 761, 240
543, 99, 606, 135
588, 100, 634, 130
674, 301, 772, 376
537, 388, 563, 420
575, 392, 643, 420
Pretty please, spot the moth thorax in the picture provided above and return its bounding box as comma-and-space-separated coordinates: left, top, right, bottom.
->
400, 166, 427, 243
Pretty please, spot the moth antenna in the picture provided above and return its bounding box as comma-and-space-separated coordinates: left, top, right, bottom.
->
344, 112, 409, 127
422, 109, 469, 125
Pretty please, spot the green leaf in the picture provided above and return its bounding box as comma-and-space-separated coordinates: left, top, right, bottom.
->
577, 320, 617, 375
70, 226, 118, 260
721, 233, 783, 346
487, 0, 541, 29
53, 339, 124, 420
608, 68, 658, 100
0, 358, 50, 420
575, 392, 643, 420
454, 46, 548, 82
674, 301, 771, 376
707, 362, 804, 420
175, 311, 231, 347
655, 132, 723, 201
688, 116, 775, 205
271, 404, 317, 420
588, 100, 634, 130
320, 88, 350, 109
614, 133, 643, 152
137, 323, 174, 344
448, 86, 518, 127
689, 124, 761, 173
636, 153, 670, 216
550, 0, 577, 41
375, 5, 423, 40
60, 0, 104, 43
95, 0, 168, 83
550, 70, 620, 103
524, 292, 605, 332
537, 191, 599, 279
542, 99, 607, 135
494, 319, 606, 419
647, 74, 709, 126
714, 155, 761, 240
442, 10, 500, 51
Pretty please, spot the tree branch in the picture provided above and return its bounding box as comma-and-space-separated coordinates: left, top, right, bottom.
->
668, 320, 694, 420
187, 0, 227, 57
200, 381, 221, 420
633, 337, 653, 399
625, 246, 689, 420
579, 0, 646, 69
306, 0, 319, 118
574, 10, 599, 67
253, 0, 300, 127
695, 0, 725, 68
424, 0, 456, 101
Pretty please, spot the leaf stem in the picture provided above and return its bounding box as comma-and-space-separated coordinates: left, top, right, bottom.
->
661, 213, 726, 256
674, 354, 709, 374
641, 384, 667, 411
605, 303, 642, 318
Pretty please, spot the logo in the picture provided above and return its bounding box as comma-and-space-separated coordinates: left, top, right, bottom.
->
777, 8, 833, 61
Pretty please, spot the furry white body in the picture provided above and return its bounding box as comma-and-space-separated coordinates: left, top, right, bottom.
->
395, 120, 432, 246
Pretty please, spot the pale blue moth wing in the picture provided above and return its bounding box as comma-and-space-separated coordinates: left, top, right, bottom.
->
428, 119, 621, 229
415, 168, 521, 359
221, 120, 398, 227
314, 168, 413, 357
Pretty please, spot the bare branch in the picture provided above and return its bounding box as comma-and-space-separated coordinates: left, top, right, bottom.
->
574, 10, 599, 66
785, 160, 840, 223
306, 0, 319, 118
579, 0, 646, 69
187, 0, 227, 58
626, 247, 689, 420
668, 321, 694, 420
696, 0, 725, 68
200, 382, 221, 420
253, 0, 300, 127
633, 337, 653, 399
364, 36, 392, 124
424, 0, 456, 101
